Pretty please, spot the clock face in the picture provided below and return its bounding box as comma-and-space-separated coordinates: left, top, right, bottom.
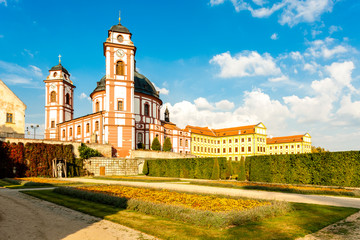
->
116, 49, 125, 57
50, 84, 56, 89
117, 35, 123, 43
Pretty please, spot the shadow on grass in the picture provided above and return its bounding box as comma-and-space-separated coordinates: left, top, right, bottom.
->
23, 189, 359, 240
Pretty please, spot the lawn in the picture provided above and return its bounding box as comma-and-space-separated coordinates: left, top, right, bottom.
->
24, 189, 358, 240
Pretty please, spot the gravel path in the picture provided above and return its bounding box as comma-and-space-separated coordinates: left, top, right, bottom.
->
0, 187, 157, 240
68, 177, 360, 208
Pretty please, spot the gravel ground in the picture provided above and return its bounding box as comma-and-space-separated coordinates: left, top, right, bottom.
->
0, 187, 158, 240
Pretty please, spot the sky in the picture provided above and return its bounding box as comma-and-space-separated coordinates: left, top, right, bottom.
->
0, 0, 360, 151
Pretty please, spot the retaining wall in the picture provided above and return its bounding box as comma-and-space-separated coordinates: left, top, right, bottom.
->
84, 157, 145, 176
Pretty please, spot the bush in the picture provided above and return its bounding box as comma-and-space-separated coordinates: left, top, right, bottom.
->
78, 143, 102, 159
247, 151, 360, 187
211, 158, 220, 180
143, 160, 149, 175
151, 137, 161, 151
163, 137, 172, 152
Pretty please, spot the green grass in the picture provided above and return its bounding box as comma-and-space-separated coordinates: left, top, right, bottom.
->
0, 178, 90, 189
24, 189, 358, 240
189, 181, 360, 198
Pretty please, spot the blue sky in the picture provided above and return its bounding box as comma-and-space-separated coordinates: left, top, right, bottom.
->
1, 0, 360, 151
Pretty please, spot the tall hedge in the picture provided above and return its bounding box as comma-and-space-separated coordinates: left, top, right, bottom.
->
0, 141, 78, 178
144, 157, 228, 179
246, 151, 360, 187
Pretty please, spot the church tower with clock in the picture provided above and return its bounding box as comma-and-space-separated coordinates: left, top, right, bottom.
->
44, 57, 75, 139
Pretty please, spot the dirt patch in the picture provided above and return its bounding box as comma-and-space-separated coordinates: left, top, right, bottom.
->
0, 188, 158, 240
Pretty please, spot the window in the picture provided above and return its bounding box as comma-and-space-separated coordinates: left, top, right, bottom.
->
197, 146, 199, 151
62, 129, 65, 138
116, 61, 125, 75
6, 113, 13, 123
235, 156, 238, 161
270, 146, 272, 150
241, 147, 245, 152
69, 127, 73, 136
229, 148, 232, 153
223, 148, 226, 153
275, 146, 278, 150
223, 140, 225, 144
248, 146, 251, 152
235, 139, 238, 143
217, 148, 220, 153
280, 146, 283, 149
144, 103, 150, 116
53, 72, 57, 78
138, 132, 143, 143
86, 123, 90, 133
95, 121, 99, 131
229, 157, 232, 161
201, 147, 203, 152
50, 91, 56, 102
217, 140, 220, 144
180, 139, 183, 146
241, 138, 244, 142
286, 146, 288, 149
65, 93, 70, 105
291, 145, 294, 149
204, 147, 206, 152
193, 137, 196, 141
95, 102, 100, 112
297, 145, 300, 148
197, 138, 199, 142
51, 121, 55, 128
235, 147, 238, 152
118, 100, 123, 111
248, 137, 251, 142
204, 139, 207, 143
77, 125, 81, 135
229, 139, 232, 143
185, 139, 188, 147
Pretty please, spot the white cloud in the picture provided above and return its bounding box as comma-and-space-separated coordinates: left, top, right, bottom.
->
194, 97, 214, 110
306, 38, 351, 59
210, 0, 334, 26
153, 82, 169, 95
79, 93, 91, 101
23, 49, 34, 58
269, 75, 288, 82
270, 33, 278, 40
210, 51, 281, 78
303, 61, 320, 73
337, 95, 360, 119
0, 60, 43, 85
311, 29, 322, 38
0, 0, 7, 7
289, 51, 303, 61
329, 25, 342, 34
215, 99, 235, 110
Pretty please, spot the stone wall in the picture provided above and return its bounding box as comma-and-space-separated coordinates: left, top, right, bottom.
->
0, 137, 113, 158
129, 149, 196, 159
84, 157, 145, 176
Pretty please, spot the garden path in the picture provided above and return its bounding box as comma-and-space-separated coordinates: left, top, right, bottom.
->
0, 187, 157, 240
67, 177, 360, 208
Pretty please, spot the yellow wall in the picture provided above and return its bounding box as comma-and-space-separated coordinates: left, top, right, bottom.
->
0, 80, 26, 136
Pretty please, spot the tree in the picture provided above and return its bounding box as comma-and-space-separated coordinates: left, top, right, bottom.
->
151, 137, 161, 151
78, 143, 102, 159
211, 158, 220, 180
238, 157, 246, 181
311, 146, 329, 153
163, 137, 172, 152
142, 160, 149, 175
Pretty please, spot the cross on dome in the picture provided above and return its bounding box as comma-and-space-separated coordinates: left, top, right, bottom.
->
58, 54, 62, 64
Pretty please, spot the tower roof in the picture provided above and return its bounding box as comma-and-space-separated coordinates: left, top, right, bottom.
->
109, 23, 130, 34
49, 63, 69, 75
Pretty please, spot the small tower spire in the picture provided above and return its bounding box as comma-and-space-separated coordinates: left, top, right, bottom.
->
58, 54, 62, 64
118, 10, 121, 24
165, 107, 170, 122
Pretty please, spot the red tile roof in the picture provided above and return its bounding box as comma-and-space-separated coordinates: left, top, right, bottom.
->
267, 135, 305, 144
185, 124, 259, 137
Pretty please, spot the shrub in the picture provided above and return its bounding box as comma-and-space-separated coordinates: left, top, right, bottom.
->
142, 160, 149, 175
163, 137, 172, 152
211, 158, 220, 180
78, 143, 102, 159
151, 137, 161, 151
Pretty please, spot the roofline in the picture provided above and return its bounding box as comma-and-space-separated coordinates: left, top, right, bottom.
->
0, 79, 27, 109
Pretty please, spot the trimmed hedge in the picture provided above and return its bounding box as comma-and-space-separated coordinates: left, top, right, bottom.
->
246, 151, 360, 187
144, 157, 229, 179
0, 141, 79, 178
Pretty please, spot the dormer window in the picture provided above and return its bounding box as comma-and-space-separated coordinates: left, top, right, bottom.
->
117, 35, 123, 43
116, 61, 125, 75
53, 72, 57, 78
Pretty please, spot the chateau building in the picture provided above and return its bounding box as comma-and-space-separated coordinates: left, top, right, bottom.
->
43, 19, 311, 159
0, 79, 27, 138
44, 19, 187, 157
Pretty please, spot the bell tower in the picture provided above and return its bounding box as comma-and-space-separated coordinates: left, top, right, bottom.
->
103, 16, 136, 157
44, 56, 75, 139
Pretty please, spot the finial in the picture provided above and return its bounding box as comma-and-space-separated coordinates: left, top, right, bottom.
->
118, 10, 121, 24
58, 54, 62, 64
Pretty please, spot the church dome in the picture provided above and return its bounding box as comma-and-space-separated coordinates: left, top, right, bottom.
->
110, 23, 130, 34
90, 72, 160, 99
50, 63, 69, 75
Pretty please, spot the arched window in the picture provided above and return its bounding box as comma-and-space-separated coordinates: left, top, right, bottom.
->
62, 129, 65, 138
77, 125, 81, 135
116, 61, 125, 75
95, 102, 100, 112
69, 127, 73, 137
95, 121, 99, 131
86, 123, 90, 133
144, 103, 150, 116
65, 93, 70, 105
50, 91, 56, 102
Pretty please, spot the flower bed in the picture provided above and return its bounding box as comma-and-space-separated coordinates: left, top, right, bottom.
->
15, 177, 72, 184
77, 185, 269, 212
94, 176, 180, 182
55, 185, 290, 227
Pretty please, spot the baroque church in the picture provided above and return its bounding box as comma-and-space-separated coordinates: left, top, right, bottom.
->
44, 19, 191, 157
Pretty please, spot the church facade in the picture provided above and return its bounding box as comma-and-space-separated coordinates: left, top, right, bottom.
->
44, 20, 191, 157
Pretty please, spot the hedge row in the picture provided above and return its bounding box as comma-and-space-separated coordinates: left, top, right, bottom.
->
246, 151, 360, 187
0, 141, 79, 178
143, 157, 232, 179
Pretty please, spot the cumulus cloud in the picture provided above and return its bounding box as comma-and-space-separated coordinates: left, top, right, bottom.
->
210, 0, 334, 26
153, 82, 169, 95
0, 60, 43, 85
269, 75, 288, 82
337, 95, 360, 119
215, 99, 235, 110
210, 51, 281, 78
194, 97, 214, 110
329, 25, 342, 34
270, 33, 278, 40
79, 93, 91, 101
305, 37, 352, 59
